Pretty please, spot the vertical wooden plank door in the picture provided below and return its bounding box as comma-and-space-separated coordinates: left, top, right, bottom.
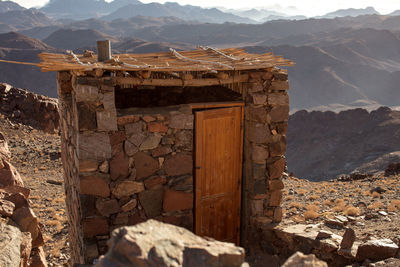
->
195, 106, 243, 245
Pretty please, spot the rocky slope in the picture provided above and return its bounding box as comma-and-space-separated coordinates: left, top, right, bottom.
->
287, 107, 400, 181
0, 32, 57, 97
0, 130, 48, 267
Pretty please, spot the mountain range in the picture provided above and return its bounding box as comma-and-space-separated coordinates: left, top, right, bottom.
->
0, 0, 400, 111
287, 107, 400, 180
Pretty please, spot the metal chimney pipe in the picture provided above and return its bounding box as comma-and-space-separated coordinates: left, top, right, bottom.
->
97, 40, 112, 62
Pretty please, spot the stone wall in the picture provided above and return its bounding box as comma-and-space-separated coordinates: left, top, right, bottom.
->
241, 69, 289, 249
57, 68, 290, 264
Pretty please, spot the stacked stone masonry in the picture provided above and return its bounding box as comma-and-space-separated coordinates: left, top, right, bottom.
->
57, 68, 289, 264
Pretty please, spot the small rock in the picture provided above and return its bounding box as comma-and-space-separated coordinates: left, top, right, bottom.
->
370, 187, 386, 194
325, 218, 344, 228
99, 161, 109, 173
316, 230, 333, 239
378, 211, 388, 216
340, 228, 356, 249
46, 179, 62, 186
0, 199, 15, 217
112, 181, 145, 199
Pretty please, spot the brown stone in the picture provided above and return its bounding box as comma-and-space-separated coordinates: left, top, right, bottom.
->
246, 106, 269, 123
356, 239, 399, 261
96, 199, 120, 216
152, 146, 172, 157
0, 199, 15, 217
121, 199, 137, 212
270, 80, 289, 91
273, 207, 283, 222
140, 134, 162, 151
341, 228, 356, 249
4, 185, 30, 199
113, 212, 129, 225
270, 105, 289, 122
4, 192, 28, 209
117, 115, 139, 126
169, 113, 193, 129
30, 247, 48, 267
253, 179, 267, 196
127, 132, 147, 149
148, 122, 168, 133
125, 122, 144, 137
79, 159, 98, 173
251, 199, 263, 216
112, 181, 145, 199
163, 189, 193, 212
268, 93, 289, 106
144, 176, 167, 189
124, 140, 139, 157
82, 217, 109, 238
79, 132, 112, 160
163, 153, 193, 177
77, 102, 97, 131
109, 131, 126, 146
95, 220, 245, 267
133, 152, 159, 179
273, 72, 288, 81
252, 163, 267, 179
11, 207, 41, 245
250, 93, 267, 105
80, 174, 110, 197
252, 145, 269, 163
0, 160, 24, 188
139, 187, 163, 218
110, 152, 130, 180
268, 157, 286, 179
248, 82, 263, 93
142, 115, 156, 122
269, 190, 283, 207
246, 122, 271, 144
269, 180, 284, 190
269, 137, 287, 157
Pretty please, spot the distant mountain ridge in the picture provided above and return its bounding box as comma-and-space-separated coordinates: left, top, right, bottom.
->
40, 0, 142, 19
0, 0, 24, 13
101, 2, 256, 23
318, 6, 380, 18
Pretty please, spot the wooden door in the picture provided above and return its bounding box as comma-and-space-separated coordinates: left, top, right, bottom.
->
195, 106, 243, 245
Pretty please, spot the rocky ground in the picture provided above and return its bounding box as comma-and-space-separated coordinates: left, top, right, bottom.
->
282, 172, 400, 249
0, 112, 69, 266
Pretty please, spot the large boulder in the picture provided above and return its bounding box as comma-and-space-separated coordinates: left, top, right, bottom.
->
281, 252, 328, 267
95, 219, 246, 267
356, 239, 399, 261
0, 222, 23, 267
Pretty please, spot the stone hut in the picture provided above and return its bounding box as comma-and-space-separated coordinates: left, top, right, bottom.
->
38, 46, 293, 264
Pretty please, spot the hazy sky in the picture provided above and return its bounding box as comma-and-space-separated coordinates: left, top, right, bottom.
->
10, 0, 400, 16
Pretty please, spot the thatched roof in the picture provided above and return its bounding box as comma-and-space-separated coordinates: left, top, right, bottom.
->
38, 47, 294, 72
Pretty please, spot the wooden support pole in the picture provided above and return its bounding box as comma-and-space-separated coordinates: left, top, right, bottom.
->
97, 40, 112, 62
